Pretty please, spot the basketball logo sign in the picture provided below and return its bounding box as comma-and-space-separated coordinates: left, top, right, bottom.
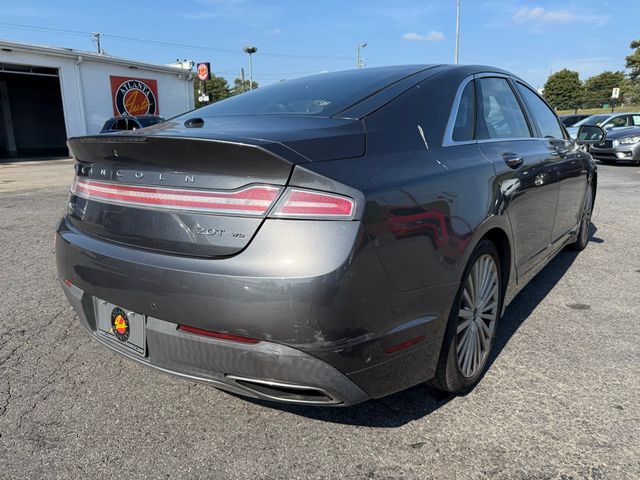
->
197, 62, 211, 81
110, 76, 159, 116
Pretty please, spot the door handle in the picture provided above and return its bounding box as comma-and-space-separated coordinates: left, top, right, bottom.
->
502, 153, 524, 169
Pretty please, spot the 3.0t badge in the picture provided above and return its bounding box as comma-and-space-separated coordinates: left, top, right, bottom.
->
110, 307, 130, 342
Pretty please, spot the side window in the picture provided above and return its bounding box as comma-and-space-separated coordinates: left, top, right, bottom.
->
609, 116, 627, 127
452, 81, 475, 142
113, 119, 127, 130
516, 83, 564, 139
476, 78, 531, 140
126, 119, 138, 130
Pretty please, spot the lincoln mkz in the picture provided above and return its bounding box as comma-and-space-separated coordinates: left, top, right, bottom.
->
55, 65, 603, 406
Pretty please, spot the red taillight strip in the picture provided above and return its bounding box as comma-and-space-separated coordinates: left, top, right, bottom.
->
271, 189, 355, 219
71, 178, 281, 216
177, 325, 259, 344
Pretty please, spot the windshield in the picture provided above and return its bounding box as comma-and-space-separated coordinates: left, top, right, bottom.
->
574, 115, 610, 127
194, 68, 419, 117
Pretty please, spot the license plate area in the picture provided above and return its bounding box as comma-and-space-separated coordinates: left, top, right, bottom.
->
94, 298, 146, 356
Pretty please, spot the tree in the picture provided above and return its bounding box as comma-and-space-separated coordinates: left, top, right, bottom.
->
625, 39, 640, 81
622, 78, 640, 104
581, 71, 625, 108
542, 69, 583, 111
193, 75, 231, 108
231, 78, 258, 96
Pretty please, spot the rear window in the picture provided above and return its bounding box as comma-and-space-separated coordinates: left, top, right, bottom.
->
137, 117, 164, 127
195, 69, 417, 117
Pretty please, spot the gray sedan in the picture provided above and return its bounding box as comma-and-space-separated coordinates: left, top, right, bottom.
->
567, 112, 640, 138
56, 65, 601, 406
590, 127, 640, 164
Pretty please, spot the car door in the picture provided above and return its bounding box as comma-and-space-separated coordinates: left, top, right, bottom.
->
514, 81, 588, 243
474, 75, 559, 275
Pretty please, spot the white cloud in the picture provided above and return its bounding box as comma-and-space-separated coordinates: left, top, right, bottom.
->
402, 31, 445, 42
512, 6, 609, 26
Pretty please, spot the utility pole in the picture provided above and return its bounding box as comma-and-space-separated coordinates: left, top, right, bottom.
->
356, 43, 367, 68
92, 32, 103, 54
454, 0, 460, 64
240, 68, 246, 92
243, 46, 257, 90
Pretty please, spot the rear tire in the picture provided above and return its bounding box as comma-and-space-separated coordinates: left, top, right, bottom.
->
568, 183, 593, 252
428, 240, 502, 394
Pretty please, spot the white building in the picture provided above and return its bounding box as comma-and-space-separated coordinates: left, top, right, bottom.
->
0, 40, 195, 159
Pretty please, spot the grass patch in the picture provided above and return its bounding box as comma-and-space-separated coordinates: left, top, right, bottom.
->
557, 105, 640, 115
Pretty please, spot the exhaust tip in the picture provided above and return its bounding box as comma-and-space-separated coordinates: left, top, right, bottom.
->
226, 375, 341, 405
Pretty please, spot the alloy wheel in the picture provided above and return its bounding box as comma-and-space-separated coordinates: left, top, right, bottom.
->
456, 254, 499, 378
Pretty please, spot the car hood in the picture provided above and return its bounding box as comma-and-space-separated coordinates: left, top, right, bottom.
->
603, 126, 640, 140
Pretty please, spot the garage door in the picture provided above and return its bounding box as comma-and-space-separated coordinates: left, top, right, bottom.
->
0, 64, 67, 160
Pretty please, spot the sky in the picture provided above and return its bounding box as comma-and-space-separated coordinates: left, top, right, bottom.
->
0, 0, 638, 89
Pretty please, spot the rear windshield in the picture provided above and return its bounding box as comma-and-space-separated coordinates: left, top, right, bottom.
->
195, 69, 418, 117
137, 117, 164, 127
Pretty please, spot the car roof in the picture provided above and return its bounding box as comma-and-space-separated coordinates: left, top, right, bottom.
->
607, 112, 640, 116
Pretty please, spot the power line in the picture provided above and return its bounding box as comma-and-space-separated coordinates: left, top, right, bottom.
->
0, 22, 352, 60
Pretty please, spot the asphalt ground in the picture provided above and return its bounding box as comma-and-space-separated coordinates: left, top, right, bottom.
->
0, 159, 639, 479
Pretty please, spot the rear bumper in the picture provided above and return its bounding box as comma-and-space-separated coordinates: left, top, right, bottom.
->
61, 278, 368, 405
55, 216, 454, 405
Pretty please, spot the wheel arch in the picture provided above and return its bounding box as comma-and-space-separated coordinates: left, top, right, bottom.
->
459, 217, 515, 298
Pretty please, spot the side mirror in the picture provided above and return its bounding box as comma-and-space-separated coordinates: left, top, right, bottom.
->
576, 125, 606, 145
603, 123, 614, 130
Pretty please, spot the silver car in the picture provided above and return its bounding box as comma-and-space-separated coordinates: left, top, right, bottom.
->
566, 112, 640, 138
589, 126, 640, 164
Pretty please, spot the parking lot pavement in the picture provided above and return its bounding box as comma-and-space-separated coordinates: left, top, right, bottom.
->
0, 158, 74, 193
0, 161, 638, 480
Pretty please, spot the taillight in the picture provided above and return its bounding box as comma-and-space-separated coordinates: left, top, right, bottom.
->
70, 178, 281, 216
270, 188, 355, 220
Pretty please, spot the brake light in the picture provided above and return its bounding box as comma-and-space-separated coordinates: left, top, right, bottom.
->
270, 188, 355, 220
71, 178, 281, 216
177, 325, 259, 344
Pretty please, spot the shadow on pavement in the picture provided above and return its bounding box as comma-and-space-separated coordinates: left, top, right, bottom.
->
244, 225, 601, 427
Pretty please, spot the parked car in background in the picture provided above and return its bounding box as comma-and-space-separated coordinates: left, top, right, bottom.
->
589, 126, 640, 164
559, 114, 591, 128
567, 112, 640, 138
100, 115, 165, 133
56, 65, 602, 406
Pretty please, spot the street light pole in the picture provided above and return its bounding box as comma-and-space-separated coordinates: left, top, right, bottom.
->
356, 42, 367, 69
243, 46, 258, 90
455, 0, 460, 64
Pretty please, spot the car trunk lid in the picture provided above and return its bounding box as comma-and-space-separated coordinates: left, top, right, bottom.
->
66, 116, 364, 258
